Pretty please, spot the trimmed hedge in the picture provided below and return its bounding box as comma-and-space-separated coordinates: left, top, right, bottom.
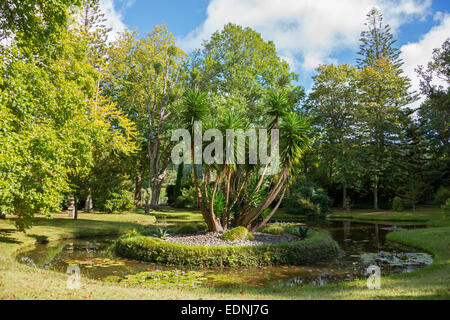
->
113, 230, 340, 267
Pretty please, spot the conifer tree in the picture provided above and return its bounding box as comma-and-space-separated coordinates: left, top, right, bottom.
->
357, 8, 417, 209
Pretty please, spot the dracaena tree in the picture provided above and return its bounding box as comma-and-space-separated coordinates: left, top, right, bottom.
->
179, 89, 310, 232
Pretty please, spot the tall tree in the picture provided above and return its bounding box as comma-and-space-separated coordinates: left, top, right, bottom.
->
0, 0, 80, 52
357, 8, 417, 209
105, 26, 186, 209
72, 0, 114, 212
307, 64, 365, 207
187, 23, 298, 123
179, 89, 310, 232
75, 0, 112, 70
0, 28, 135, 227
397, 122, 431, 211
416, 38, 450, 169
0, 0, 136, 226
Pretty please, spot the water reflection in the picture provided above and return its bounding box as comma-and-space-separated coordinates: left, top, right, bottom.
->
16, 220, 432, 289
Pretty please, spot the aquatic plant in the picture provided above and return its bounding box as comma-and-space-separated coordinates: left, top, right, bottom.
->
353, 252, 433, 268
119, 269, 206, 287
64, 257, 125, 269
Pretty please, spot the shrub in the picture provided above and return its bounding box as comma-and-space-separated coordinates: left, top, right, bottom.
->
441, 198, 450, 215
114, 230, 340, 267
166, 185, 176, 205
177, 186, 198, 208
260, 225, 285, 235
392, 196, 404, 212
283, 181, 333, 217
435, 187, 450, 205
221, 226, 252, 241
176, 224, 199, 235
104, 190, 134, 213
296, 226, 309, 240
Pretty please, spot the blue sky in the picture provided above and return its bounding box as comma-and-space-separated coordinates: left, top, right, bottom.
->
102, 0, 450, 104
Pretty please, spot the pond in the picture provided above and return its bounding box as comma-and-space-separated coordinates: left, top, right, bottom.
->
17, 220, 433, 289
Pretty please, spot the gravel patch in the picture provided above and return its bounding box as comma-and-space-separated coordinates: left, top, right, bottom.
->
166, 232, 299, 247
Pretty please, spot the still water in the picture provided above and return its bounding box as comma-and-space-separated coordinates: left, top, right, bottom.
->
17, 220, 432, 288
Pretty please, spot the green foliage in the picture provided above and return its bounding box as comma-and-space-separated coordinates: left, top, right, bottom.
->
173, 163, 184, 198
188, 23, 296, 121
306, 64, 365, 202
296, 226, 310, 240
177, 186, 198, 209
355, 252, 433, 267
80, 153, 135, 212
357, 8, 403, 69
152, 228, 170, 240
283, 182, 333, 218
417, 39, 450, 159
260, 225, 285, 235
176, 224, 200, 235
0, 1, 136, 228
180, 89, 210, 131
0, 0, 81, 54
0, 32, 90, 229
114, 230, 340, 267
441, 199, 450, 215
104, 189, 134, 214
435, 187, 450, 206
279, 112, 311, 167
259, 223, 309, 239
392, 196, 404, 212
104, 26, 185, 208
221, 226, 251, 241
166, 185, 176, 205
118, 270, 206, 287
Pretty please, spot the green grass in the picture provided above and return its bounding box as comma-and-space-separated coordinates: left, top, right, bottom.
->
328, 206, 449, 226
132, 207, 203, 223
0, 207, 449, 299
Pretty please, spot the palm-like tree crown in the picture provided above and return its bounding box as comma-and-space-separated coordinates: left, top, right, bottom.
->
279, 112, 310, 168
180, 89, 210, 132
265, 90, 290, 128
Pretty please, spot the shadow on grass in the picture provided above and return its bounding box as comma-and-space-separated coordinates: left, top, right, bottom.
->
0, 228, 22, 244
5, 217, 150, 240
27, 234, 49, 244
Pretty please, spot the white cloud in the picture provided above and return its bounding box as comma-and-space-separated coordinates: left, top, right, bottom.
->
179, 0, 431, 71
400, 12, 450, 109
99, 0, 130, 40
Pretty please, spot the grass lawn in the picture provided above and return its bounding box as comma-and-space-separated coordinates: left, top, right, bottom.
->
329, 206, 450, 227
0, 208, 448, 299
132, 207, 204, 223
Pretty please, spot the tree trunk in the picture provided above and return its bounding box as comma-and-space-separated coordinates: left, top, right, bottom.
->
236, 168, 288, 228
150, 180, 162, 210
190, 131, 223, 232
84, 188, 93, 213
174, 163, 184, 200
134, 158, 144, 207
250, 186, 287, 232
144, 198, 150, 214
342, 182, 347, 209
374, 174, 379, 210
73, 194, 78, 220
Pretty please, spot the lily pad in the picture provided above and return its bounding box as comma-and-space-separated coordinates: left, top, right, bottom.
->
354, 252, 433, 267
